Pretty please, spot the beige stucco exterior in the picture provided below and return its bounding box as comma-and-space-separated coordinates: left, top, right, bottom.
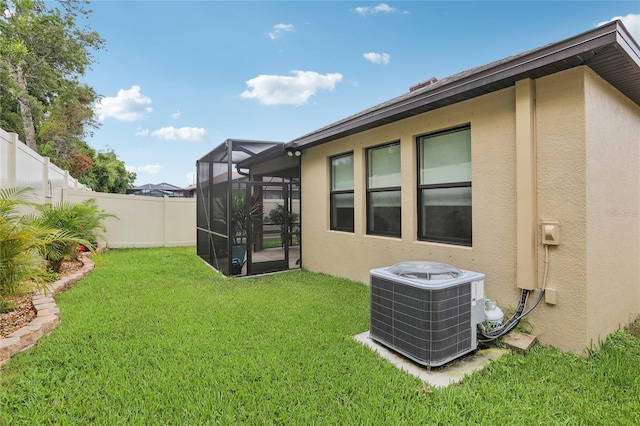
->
584, 68, 640, 345
300, 66, 640, 353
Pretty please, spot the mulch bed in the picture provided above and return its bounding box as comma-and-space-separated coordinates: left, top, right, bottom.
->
0, 259, 84, 338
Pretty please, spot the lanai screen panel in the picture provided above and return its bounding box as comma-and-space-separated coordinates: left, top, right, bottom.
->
196, 139, 288, 276
196, 144, 232, 276
196, 160, 212, 266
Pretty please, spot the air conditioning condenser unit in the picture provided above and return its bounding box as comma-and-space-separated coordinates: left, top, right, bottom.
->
370, 261, 485, 367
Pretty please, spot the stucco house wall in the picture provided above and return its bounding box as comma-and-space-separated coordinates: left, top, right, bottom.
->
301, 85, 517, 284
300, 66, 640, 353
533, 67, 589, 349
584, 68, 640, 343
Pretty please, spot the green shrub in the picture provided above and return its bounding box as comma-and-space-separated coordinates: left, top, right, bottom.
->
0, 188, 107, 300
35, 199, 115, 272
0, 300, 17, 313
266, 204, 299, 246
0, 188, 54, 299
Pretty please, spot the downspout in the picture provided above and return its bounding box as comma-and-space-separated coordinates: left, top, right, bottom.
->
235, 165, 250, 177
516, 79, 538, 290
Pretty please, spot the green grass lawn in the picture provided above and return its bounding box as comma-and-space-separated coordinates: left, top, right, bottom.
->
1, 247, 639, 424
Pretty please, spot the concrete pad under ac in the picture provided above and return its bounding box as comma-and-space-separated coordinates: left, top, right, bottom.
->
353, 331, 508, 388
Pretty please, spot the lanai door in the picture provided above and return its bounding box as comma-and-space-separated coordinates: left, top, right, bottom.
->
232, 180, 300, 276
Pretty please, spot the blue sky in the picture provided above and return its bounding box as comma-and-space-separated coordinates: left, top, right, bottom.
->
83, 1, 640, 188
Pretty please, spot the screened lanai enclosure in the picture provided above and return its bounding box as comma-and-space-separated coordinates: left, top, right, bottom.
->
196, 139, 301, 277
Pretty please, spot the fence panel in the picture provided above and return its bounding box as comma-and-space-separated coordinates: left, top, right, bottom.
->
0, 127, 89, 201
0, 130, 13, 188
164, 197, 197, 247
61, 189, 196, 248
1, 127, 196, 248
15, 138, 45, 198
49, 162, 68, 197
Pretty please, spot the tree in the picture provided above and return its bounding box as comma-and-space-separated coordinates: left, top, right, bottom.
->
0, 69, 25, 140
266, 204, 299, 247
37, 80, 100, 171
0, 1, 134, 194
77, 149, 136, 193
0, 0, 104, 151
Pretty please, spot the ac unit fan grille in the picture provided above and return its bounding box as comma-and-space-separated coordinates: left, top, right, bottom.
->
370, 276, 474, 367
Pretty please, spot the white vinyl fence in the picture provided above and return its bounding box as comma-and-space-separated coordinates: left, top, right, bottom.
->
61, 189, 195, 248
0, 128, 89, 203
1, 127, 196, 248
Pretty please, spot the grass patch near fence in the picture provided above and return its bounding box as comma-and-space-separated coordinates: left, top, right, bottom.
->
1, 247, 639, 424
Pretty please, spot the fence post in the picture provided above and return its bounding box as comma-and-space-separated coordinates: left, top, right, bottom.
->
8, 132, 18, 188
163, 195, 169, 247
42, 157, 52, 203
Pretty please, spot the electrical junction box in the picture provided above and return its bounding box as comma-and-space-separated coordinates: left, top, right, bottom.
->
545, 288, 557, 305
541, 221, 560, 245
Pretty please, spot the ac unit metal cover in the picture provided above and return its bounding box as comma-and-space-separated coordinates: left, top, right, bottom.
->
370, 261, 485, 367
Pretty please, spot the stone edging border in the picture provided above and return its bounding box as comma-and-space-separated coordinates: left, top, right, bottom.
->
0, 255, 95, 367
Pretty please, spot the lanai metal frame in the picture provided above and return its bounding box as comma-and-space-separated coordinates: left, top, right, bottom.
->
196, 139, 300, 276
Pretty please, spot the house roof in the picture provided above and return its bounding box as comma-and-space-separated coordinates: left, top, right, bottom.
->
286, 20, 640, 151
132, 182, 185, 191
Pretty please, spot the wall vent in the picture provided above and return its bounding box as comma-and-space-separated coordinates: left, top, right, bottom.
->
370, 261, 485, 367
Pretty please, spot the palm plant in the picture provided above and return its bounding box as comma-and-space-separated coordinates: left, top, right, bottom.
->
0, 188, 103, 303
229, 191, 262, 245
212, 190, 263, 245
0, 188, 61, 300
35, 198, 115, 272
0, 216, 47, 302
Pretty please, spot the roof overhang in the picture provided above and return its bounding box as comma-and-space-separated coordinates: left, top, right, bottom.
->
196, 139, 300, 179
196, 139, 284, 165
286, 20, 640, 151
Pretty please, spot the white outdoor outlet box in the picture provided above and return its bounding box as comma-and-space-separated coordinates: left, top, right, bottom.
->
541, 221, 560, 245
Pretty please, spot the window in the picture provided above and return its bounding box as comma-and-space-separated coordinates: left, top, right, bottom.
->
367, 142, 401, 237
417, 126, 472, 246
330, 153, 354, 232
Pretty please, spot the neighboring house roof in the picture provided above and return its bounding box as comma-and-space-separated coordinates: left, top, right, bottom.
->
287, 20, 640, 151
131, 182, 185, 191
126, 182, 191, 197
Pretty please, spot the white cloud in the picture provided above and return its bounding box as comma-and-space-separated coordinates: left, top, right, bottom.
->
597, 13, 640, 43
171, 111, 181, 119
372, 3, 395, 13
150, 126, 208, 143
135, 128, 149, 137
126, 164, 163, 174
95, 85, 152, 122
240, 70, 343, 106
363, 52, 390, 64
136, 164, 163, 174
268, 23, 294, 40
354, 3, 402, 16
